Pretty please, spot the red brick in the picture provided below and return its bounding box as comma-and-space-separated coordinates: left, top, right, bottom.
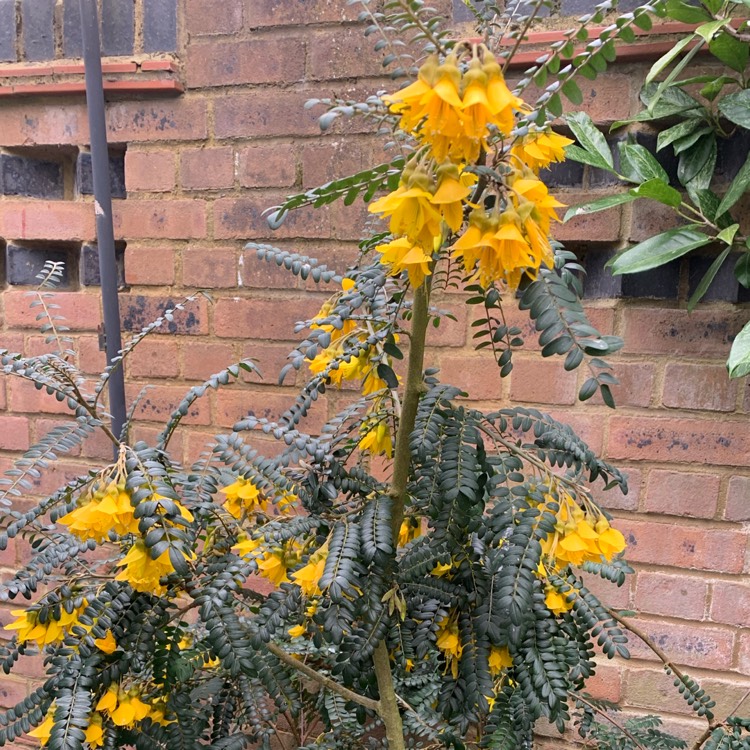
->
618, 518, 746, 573
8, 379, 74, 415
552, 191, 624, 243
739, 631, 750, 673
215, 388, 328, 433
0, 101, 86, 146
120, 295, 209, 336
307, 27, 385, 80
245, 0, 361, 26
239, 247, 303, 289
608, 416, 750, 467
0, 332, 24, 354
546, 410, 605, 456
0, 381, 6, 411
183, 341, 236, 381
645, 469, 720, 519
124, 149, 175, 192
0, 201, 95, 241
24, 461, 89, 496
180, 147, 235, 190
106, 100, 208, 142
182, 247, 238, 288
300, 137, 388, 189
590, 361, 655, 408
186, 0, 243, 34
580, 569, 632, 610
214, 91, 319, 139
662, 363, 738, 412
584, 663, 622, 703
239, 144, 296, 188
0, 415, 30, 451
0, 678, 27, 708
591, 467, 641, 512
425, 303, 467, 348
4, 291, 101, 331
131, 423, 184, 459
624, 617, 734, 670
128, 338, 180, 378
127, 384, 210, 425
77, 336, 107, 374
187, 38, 305, 88
80, 429, 115, 461
240, 342, 295, 385
710, 581, 750, 626
630, 200, 687, 242
439, 354, 505, 400
113, 200, 207, 240
214, 196, 330, 240
213, 296, 322, 340
725, 476, 750, 522
509, 357, 577, 405
124, 246, 176, 286
622, 307, 747, 357
635, 572, 708, 620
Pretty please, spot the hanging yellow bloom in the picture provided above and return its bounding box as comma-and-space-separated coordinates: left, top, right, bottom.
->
96, 687, 151, 728
377, 237, 433, 289
436, 612, 462, 679
488, 645, 513, 675
398, 518, 421, 547
59, 481, 139, 543
115, 540, 191, 596
359, 419, 394, 458
233, 535, 261, 557
219, 476, 268, 518
256, 549, 290, 586
510, 175, 565, 235
6, 601, 89, 649
545, 586, 574, 616
28, 711, 53, 744
291, 545, 328, 597
288, 624, 306, 638
511, 130, 574, 173
84, 714, 105, 748
94, 630, 118, 655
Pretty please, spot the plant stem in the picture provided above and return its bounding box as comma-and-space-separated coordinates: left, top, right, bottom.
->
374, 281, 432, 750
570, 691, 647, 750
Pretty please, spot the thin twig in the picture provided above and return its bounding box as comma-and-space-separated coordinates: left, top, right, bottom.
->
265, 642, 380, 712
570, 691, 647, 750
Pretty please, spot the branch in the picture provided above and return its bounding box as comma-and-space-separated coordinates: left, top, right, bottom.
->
570, 691, 647, 750
265, 642, 380, 713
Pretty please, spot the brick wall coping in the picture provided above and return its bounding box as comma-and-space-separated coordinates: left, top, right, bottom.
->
0, 59, 181, 98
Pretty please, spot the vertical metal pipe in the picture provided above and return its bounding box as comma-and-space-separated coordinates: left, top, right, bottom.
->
78, 0, 127, 444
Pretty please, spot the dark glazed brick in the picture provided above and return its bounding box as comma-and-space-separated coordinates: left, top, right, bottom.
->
80, 243, 126, 287
716, 130, 750, 183
6, 244, 72, 287
688, 254, 740, 303
143, 0, 177, 52
583, 248, 623, 298
75, 151, 127, 199
120, 296, 202, 335
587, 136, 624, 187
621, 259, 681, 299
63, 0, 83, 58
0, 0, 16, 63
102, 0, 135, 56
540, 159, 584, 187
21, 0, 54, 61
0, 154, 63, 199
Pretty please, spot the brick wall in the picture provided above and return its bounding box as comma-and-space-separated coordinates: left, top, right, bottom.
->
0, 0, 748, 745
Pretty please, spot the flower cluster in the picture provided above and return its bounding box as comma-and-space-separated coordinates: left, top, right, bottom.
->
96, 685, 171, 728
30, 708, 105, 748
6, 601, 89, 649
59, 480, 138, 543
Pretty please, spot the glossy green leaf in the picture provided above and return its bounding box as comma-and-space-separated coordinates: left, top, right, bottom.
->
700, 74, 738, 100
665, 0, 712, 23
678, 133, 716, 187
563, 193, 636, 222
562, 79, 583, 105
694, 18, 728, 42
640, 81, 704, 118
734, 251, 750, 287
719, 89, 750, 129
701, 0, 723, 13
671, 124, 713, 154
656, 117, 706, 151
727, 320, 750, 378
709, 32, 749, 72
564, 144, 612, 171
645, 34, 695, 83
717, 223, 740, 245
619, 143, 670, 183
717, 151, 750, 216
687, 244, 732, 311
610, 226, 711, 274
630, 178, 682, 206
566, 112, 613, 168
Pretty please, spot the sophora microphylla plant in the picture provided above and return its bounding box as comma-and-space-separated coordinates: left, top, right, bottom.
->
3, 2, 741, 749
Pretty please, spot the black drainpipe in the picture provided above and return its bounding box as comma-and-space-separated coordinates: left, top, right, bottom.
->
78, 0, 127, 449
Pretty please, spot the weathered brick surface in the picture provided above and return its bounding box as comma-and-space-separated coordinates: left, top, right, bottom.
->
0, 2, 748, 738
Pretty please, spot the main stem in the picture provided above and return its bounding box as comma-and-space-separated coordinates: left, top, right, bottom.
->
374, 282, 431, 750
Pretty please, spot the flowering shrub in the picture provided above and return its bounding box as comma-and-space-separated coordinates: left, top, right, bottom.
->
0, 2, 747, 750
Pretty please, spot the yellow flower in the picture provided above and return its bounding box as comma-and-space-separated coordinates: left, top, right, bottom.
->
510, 175, 565, 236
256, 550, 290, 586
219, 476, 267, 518
6, 602, 89, 649
431, 561, 452, 577
436, 613, 462, 679
233, 535, 261, 557
94, 630, 118, 655
97, 688, 151, 728
59, 481, 139, 543
597, 524, 627, 558
115, 540, 191, 596
288, 624, 306, 638
488, 645, 513, 675
377, 237, 433, 289
398, 518, 421, 547
359, 420, 394, 458
28, 712, 53, 744
85, 714, 105, 748
291, 546, 328, 597
511, 130, 574, 173
545, 586, 574, 616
